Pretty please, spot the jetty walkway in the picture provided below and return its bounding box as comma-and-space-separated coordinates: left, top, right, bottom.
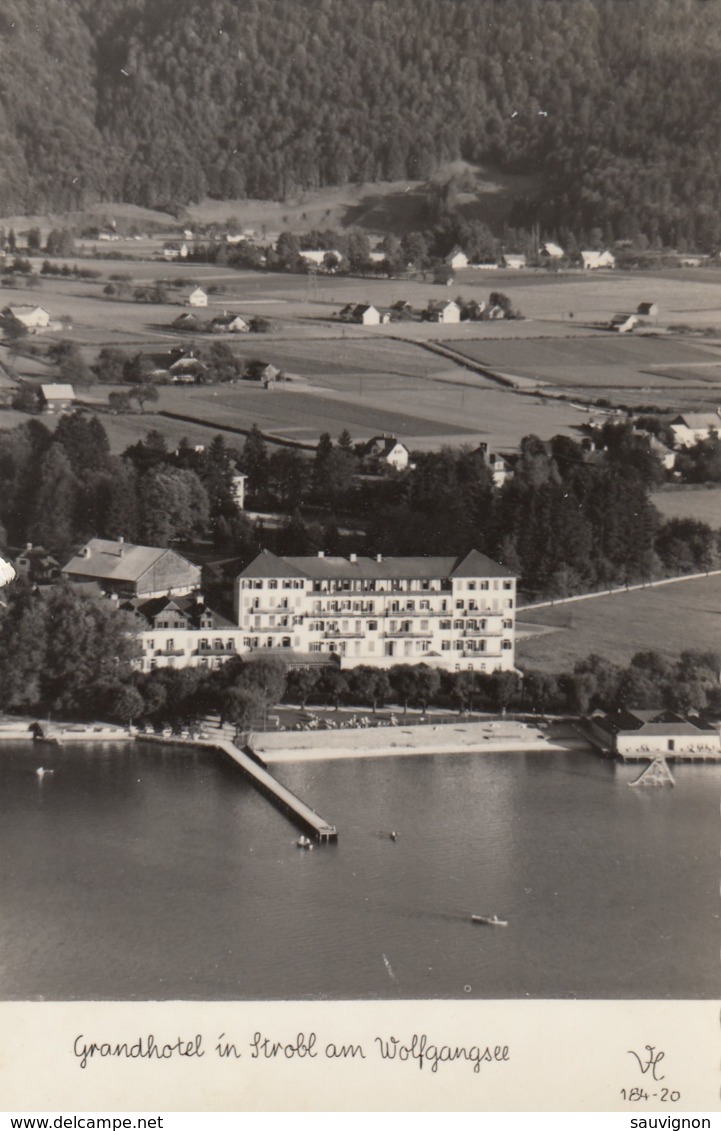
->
141, 731, 337, 842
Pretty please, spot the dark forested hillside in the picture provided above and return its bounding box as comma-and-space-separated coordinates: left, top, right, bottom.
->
2, 0, 721, 244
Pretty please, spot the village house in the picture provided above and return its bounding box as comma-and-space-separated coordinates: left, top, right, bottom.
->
503, 254, 526, 270
637, 302, 658, 319
172, 312, 203, 332
359, 435, 410, 473
539, 241, 565, 260
424, 299, 461, 324
589, 709, 721, 760
184, 287, 208, 308
339, 303, 383, 326
669, 410, 721, 448
209, 313, 249, 334
127, 593, 245, 672
162, 242, 188, 260
632, 430, 676, 470
230, 468, 248, 509
475, 443, 514, 487
234, 548, 517, 672
13, 543, 60, 584
62, 538, 201, 599
581, 249, 616, 270
389, 300, 414, 320
445, 247, 469, 270
609, 312, 638, 333
7, 305, 51, 331
39, 384, 75, 414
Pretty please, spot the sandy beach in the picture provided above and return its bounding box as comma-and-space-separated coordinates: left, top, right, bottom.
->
252, 719, 573, 762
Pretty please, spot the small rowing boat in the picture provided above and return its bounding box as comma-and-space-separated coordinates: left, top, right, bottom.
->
471, 914, 508, 927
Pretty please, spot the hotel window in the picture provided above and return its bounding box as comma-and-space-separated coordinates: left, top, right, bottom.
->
268, 580, 278, 589
480, 581, 489, 591
505, 599, 514, 609
455, 600, 463, 609
310, 642, 322, 652
502, 640, 512, 650
440, 619, 451, 630
406, 601, 415, 611
368, 620, 378, 631
468, 581, 476, 590
146, 640, 154, 651
503, 619, 513, 629
420, 600, 430, 610
199, 657, 208, 668
454, 641, 463, 650
214, 638, 223, 650
342, 620, 349, 631
442, 641, 451, 651
454, 619, 463, 630
420, 619, 429, 631
150, 659, 156, 669
503, 580, 513, 590
243, 638, 251, 647
200, 638, 208, 649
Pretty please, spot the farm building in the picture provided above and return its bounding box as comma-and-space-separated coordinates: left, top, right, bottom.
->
503, 254, 527, 269
390, 300, 414, 320
7, 305, 51, 330
609, 313, 638, 333
637, 302, 658, 318
339, 303, 383, 325
581, 250, 616, 270
360, 435, 410, 472
425, 299, 461, 324
669, 411, 721, 448
446, 248, 469, 270
539, 241, 565, 259
39, 383, 75, 413
172, 312, 203, 332
234, 548, 517, 672
184, 287, 208, 308
209, 313, 249, 333
62, 538, 201, 599
589, 709, 721, 760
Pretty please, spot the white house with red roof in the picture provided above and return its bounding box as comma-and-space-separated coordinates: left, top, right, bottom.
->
234, 549, 516, 671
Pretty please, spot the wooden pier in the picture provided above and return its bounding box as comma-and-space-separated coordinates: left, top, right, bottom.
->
141, 732, 337, 842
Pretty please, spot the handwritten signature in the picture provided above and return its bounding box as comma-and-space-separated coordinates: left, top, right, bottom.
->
627, 1045, 666, 1081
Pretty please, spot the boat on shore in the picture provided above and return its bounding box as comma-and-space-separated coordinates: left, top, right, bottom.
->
471, 914, 508, 927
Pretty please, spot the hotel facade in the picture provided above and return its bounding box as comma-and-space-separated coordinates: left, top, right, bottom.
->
234, 549, 517, 672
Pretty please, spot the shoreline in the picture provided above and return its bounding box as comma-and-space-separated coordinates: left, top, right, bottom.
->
251, 720, 579, 762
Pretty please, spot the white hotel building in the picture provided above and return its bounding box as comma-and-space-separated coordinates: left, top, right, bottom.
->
234, 549, 517, 671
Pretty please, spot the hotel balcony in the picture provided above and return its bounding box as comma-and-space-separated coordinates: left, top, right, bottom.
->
324, 629, 365, 639
156, 647, 186, 657
197, 644, 238, 655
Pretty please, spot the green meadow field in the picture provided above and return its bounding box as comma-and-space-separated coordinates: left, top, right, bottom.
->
516, 574, 721, 671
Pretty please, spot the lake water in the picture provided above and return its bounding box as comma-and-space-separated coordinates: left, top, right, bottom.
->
0, 740, 718, 1000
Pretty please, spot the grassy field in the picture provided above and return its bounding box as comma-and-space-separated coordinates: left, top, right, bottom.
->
651, 486, 721, 525
6, 260, 721, 453
516, 574, 721, 672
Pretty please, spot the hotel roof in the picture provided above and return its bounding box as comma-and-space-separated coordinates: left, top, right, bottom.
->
238, 548, 513, 581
